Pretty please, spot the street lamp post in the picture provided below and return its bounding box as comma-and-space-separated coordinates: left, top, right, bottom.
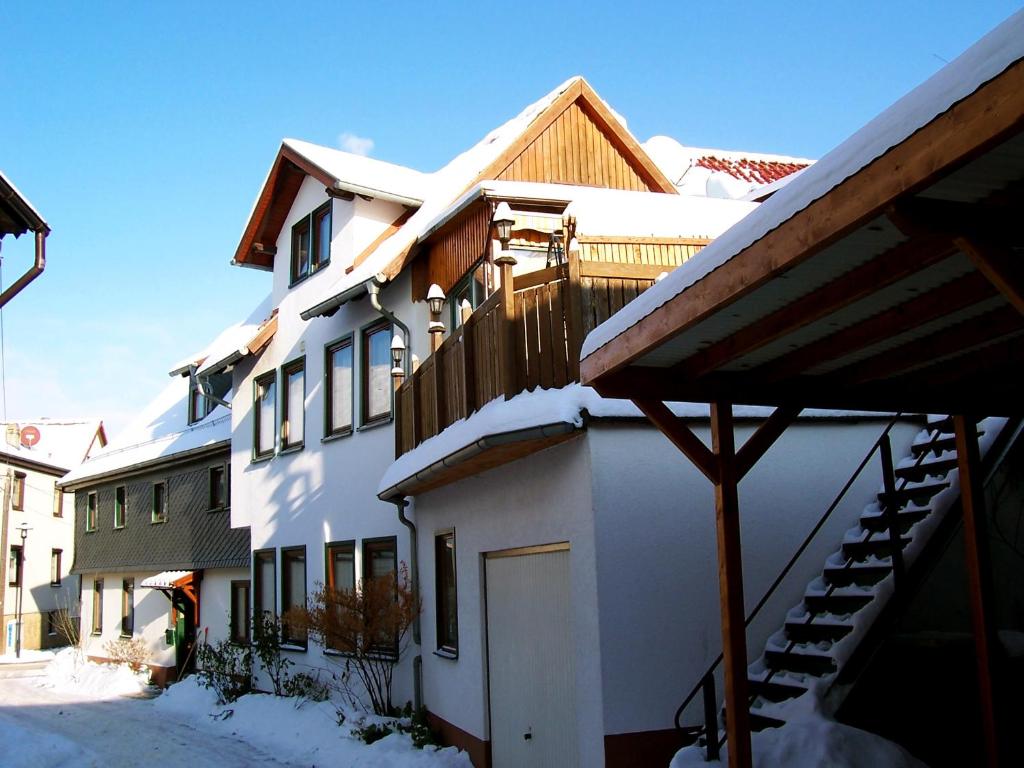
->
14, 523, 30, 659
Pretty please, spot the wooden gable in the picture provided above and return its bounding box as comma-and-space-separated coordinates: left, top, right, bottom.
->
481, 79, 677, 194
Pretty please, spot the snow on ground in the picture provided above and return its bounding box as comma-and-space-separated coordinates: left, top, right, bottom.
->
670, 704, 927, 768
0, 650, 471, 768
0, 648, 56, 664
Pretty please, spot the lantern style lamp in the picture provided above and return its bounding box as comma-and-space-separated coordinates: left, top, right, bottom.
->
390, 334, 406, 378
493, 202, 517, 267
427, 284, 446, 351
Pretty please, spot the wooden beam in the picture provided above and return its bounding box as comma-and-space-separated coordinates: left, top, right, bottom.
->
735, 406, 801, 480
710, 402, 753, 768
346, 208, 415, 275
953, 414, 1001, 768
632, 398, 717, 483
674, 236, 954, 379
955, 235, 1024, 316
754, 271, 996, 384
577, 235, 710, 247
581, 58, 1024, 384
578, 261, 677, 281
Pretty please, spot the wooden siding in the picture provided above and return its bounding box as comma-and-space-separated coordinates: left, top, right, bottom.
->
423, 201, 492, 296
580, 236, 709, 266
496, 101, 654, 191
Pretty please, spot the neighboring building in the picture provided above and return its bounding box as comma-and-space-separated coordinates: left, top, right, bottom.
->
0, 418, 105, 654
60, 310, 261, 685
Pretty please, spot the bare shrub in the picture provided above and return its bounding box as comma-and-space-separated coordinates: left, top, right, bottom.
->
103, 637, 149, 670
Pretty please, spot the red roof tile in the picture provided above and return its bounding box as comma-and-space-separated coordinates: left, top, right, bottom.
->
695, 156, 809, 185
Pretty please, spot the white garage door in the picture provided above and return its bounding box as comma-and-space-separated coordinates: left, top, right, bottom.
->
485, 544, 578, 768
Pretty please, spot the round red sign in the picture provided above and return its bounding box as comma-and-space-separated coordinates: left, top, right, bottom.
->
20, 426, 40, 447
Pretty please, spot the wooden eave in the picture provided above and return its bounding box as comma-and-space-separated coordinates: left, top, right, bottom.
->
376, 78, 678, 282
233, 144, 338, 269
582, 57, 1024, 417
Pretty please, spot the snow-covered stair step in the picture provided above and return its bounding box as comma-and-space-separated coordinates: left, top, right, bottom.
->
785, 612, 856, 643
859, 500, 931, 534
764, 646, 837, 676
748, 709, 787, 732
877, 477, 950, 508
910, 431, 977, 457
823, 558, 891, 588
925, 414, 984, 433
747, 674, 812, 703
803, 579, 876, 613
842, 532, 911, 560
894, 450, 959, 482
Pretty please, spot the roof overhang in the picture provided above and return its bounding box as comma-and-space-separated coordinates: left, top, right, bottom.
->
0, 171, 49, 238
141, 570, 193, 589
582, 20, 1024, 417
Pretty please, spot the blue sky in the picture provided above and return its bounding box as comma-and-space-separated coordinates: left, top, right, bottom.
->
1, 1, 1020, 438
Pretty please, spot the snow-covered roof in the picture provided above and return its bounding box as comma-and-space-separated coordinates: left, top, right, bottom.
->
582, 10, 1024, 362
140, 570, 192, 589
643, 135, 813, 200
377, 384, 892, 497
0, 419, 104, 473
301, 77, 593, 313
189, 294, 275, 378
59, 299, 271, 487
0, 169, 49, 237
282, 139, 429, 205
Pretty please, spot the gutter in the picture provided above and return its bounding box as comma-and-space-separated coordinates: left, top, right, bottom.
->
299, 277, 377, 321
331, 180, 424, 208
0, 228, 47, 309
378, 420, 578, 502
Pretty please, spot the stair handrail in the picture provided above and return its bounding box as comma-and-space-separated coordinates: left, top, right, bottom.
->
674, 413, 906, 731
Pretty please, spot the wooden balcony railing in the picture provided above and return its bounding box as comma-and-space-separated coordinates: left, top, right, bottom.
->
396, 240, 707, 457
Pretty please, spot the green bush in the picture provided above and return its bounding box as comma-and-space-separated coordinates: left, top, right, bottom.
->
196, 635, 251, 704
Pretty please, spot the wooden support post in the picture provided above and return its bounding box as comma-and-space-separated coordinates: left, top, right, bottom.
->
565, 243, 584, 381
710, 401, 753, 768
878, 434, 906, 595
499, 263, 518, 400
953, 414, 1001, 768
463, 319, 477, 415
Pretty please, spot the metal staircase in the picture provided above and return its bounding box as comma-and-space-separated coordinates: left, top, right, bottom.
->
677, 414, 1011, 759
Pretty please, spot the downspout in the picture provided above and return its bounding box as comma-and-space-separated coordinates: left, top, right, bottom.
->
0, 228, 47, 309
193, 365, 231, 410
393, 496, 422, 710
366, 280, 411, 376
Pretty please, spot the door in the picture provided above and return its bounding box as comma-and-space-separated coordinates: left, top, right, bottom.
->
485, 545, 578, 768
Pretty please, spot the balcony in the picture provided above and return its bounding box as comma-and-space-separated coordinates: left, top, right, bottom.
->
395, 237, 708, 458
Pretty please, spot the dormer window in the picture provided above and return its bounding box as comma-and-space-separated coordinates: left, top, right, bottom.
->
290, 201, 332, 285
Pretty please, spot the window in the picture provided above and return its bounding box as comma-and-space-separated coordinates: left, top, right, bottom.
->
281, 546, 307, 647
151, 481, 168, 523
8, 545, 22, 586
362, 321, 392, 425
50, 549, 62, 586
121, 578, 134, 637
188, 385, 209, 425
253, 371, 277, 459
86, 491, 98, 532
230, 580, 251, 644
281, 358, 305, 450
53, 482, 64, 517
12, 472, 25, 511
114, 485, 127, 529
326, 541, 355, 593
46, 610, 59, 637
209, 464, 228, 510
449, 261, 489, 330
92, 579, 103, 634
435, 531, 458, 654
290, 202, 332, 285
325, 337, 353, 437
363, 537, 398, 654
253, 549, 276, 619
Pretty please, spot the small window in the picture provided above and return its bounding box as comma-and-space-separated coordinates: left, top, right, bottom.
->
188, 385, 209, 425
281, 358, 305, 451
253, 371, 277, 460
253, 549, 276, 619
291, 215, 311, 284
209, 465, 227, 510
50, 549, 62, 586
362, 321, 393, 425
281, 546, 307, 648
449, 261, 489, 330
290, 202, 332, 285
86, 492, 98, 531
325, 337, 353, 437
312, 202, 332, 273
8, 545, 22, 586
151, 482, 168, 523
121, 578, 135, 637
53, 482, 64, 517
230, 580, 251, 644
46, 610, 59, 637
92, 579, 103, 634
114, 485, 127, 529
12, 472, 25, 511
326, 540, 355, 593
435, 531, 458, 654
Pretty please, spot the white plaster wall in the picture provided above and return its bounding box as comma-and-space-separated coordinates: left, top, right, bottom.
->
3, 468, 78, 617
81, 571, 176, 668
413, 437, 605, 768
200, 567, 248, 644
587, 417, 921, 737
230, 176, 431, 706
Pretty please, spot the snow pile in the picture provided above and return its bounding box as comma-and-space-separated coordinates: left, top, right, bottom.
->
155, 676, 472, 767
0, 715, 85, 768
671, 703, 926, 768
39, 647, 151, 698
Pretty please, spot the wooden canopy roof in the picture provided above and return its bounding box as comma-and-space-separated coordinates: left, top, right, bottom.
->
581, 18, 1024, 417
